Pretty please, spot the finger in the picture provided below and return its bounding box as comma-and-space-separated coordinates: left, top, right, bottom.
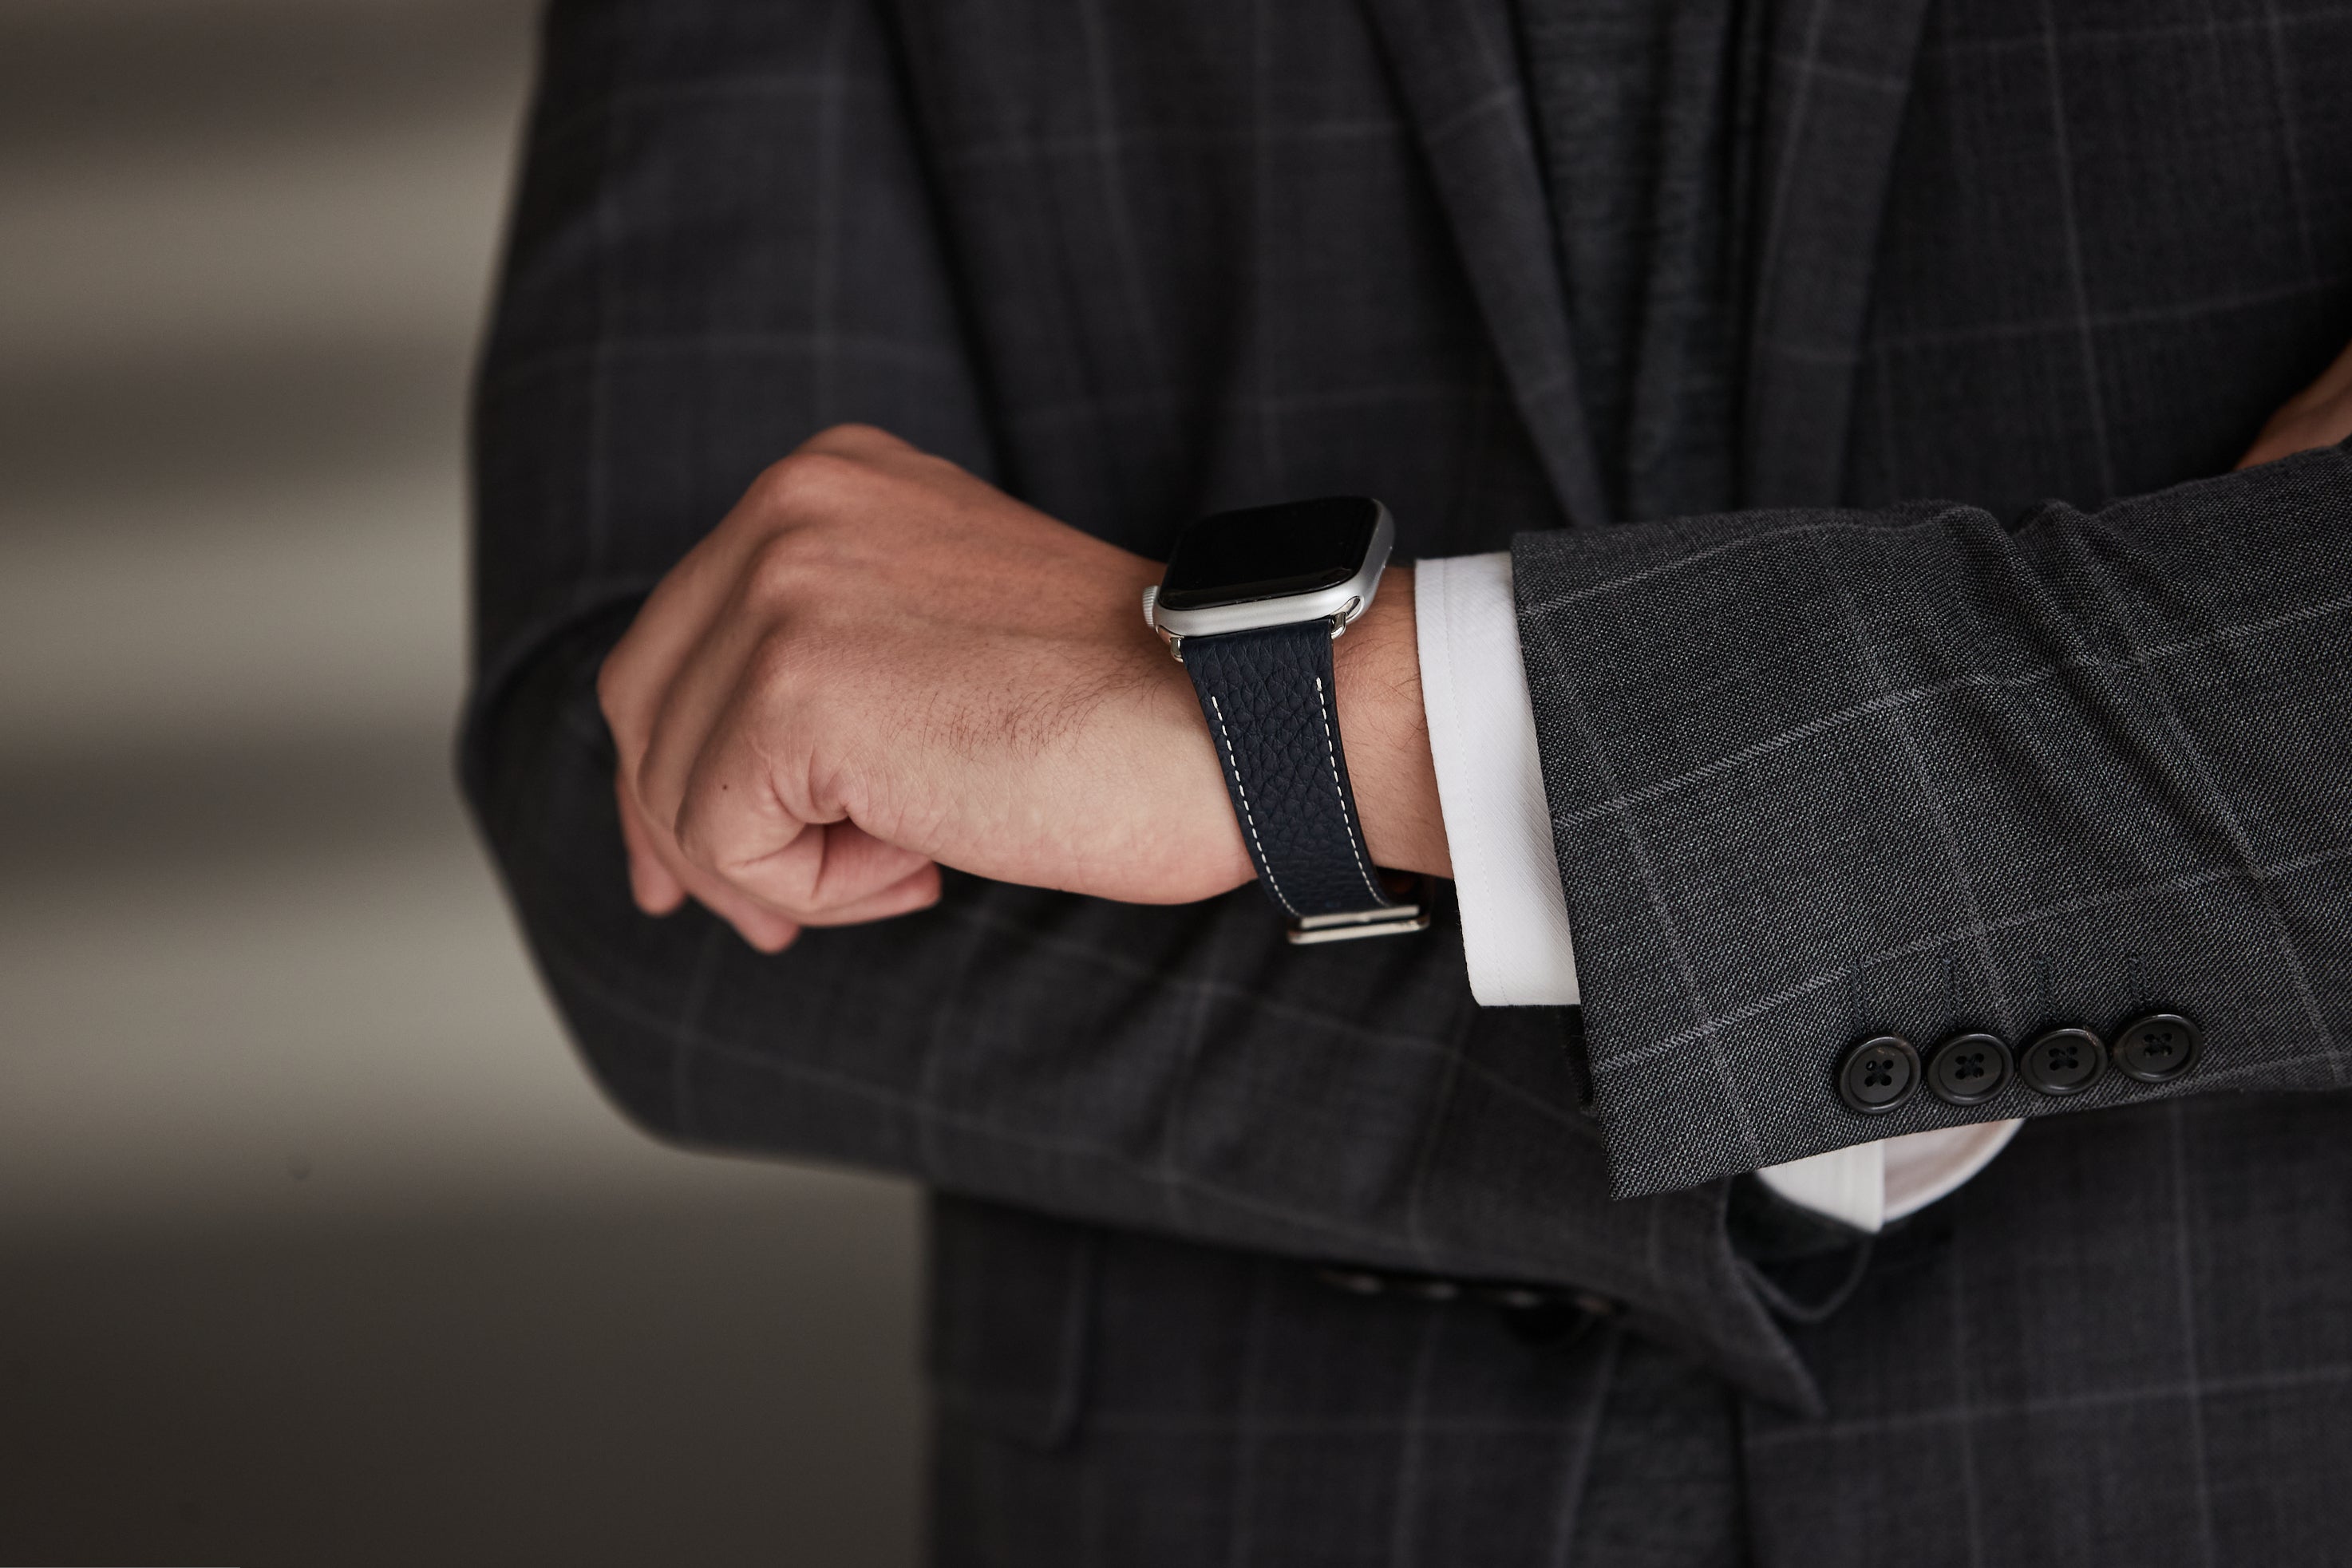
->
633, 610, 939, 922
670, 719, 936, 918
599, 547, 745, 770
721, 906, 802, 954
630, 582, 778, 841
617, 772, 804, 952
720, 817, 939, 919
603, 430, 982, 784
674, 856, 804, 953
598, 465, 825, 769
622, 437, 883, 693
615, 770, 687, 915
785, 856, 944, 926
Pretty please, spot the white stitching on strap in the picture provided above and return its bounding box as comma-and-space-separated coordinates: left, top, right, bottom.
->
1314, 676, 1386, 904
1208, 694, 1301, 918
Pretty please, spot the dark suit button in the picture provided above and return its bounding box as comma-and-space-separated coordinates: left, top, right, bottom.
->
1838, 1034, 1918, 1115
2113, 1012, 2200, 1083
1926, 1031, 2012, 1105
2020, 1026, 2105, 1096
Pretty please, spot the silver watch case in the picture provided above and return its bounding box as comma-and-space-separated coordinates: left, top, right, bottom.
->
1142, 501, 1394, 659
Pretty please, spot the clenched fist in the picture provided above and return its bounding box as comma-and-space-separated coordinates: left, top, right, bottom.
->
596, 424, 1444, 952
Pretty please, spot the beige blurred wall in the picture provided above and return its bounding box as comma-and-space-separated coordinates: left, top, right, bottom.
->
0, 4, 924, 1562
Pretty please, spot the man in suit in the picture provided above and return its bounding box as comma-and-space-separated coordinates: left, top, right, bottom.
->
464, 0, 2352, 1561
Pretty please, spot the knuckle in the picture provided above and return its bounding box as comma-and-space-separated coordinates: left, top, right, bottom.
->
746, 621, 812, 695
671, 787, 733, 871
753, 449, 865, 514
742, 515, 866, 614
741, 597, 858, 719
746, 527, 819, 592
803, 421, 895, 452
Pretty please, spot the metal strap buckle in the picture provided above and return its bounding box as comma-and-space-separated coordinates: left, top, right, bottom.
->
1283, 874, 1436, 945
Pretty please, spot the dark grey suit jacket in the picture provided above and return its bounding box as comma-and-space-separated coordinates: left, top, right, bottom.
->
464, 0, 2352, 1560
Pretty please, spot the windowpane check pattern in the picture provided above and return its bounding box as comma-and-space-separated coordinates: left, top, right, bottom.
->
468, 2, 2352, 1559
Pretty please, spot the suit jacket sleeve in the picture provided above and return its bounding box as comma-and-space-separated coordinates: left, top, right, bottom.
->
1511, 450, 2352, 1198
459, 0, 1812, 1396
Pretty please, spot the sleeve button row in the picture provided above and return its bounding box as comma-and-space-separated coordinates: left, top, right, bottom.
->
1836, 1013, 2200, 1116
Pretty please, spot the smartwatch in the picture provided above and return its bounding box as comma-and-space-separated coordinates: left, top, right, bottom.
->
1144, 496, 1433, 944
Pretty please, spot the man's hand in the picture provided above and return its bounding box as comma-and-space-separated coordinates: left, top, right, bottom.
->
2239, 338, 2352, 468
598, 425, 1445, 951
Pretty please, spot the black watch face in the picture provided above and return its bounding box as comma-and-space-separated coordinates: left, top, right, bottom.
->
1157, 496, 1383, 612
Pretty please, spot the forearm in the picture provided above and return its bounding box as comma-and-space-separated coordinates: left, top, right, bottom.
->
462, 611, 1811, 1399
1516, 440, 2352, 1197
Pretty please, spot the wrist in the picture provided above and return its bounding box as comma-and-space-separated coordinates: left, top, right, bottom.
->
1332, 567, 1451, 879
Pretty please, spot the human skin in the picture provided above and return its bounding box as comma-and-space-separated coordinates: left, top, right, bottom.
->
596, 421, 1443, 952
2239, 337, 2352, 469
600, 349, 2352, 954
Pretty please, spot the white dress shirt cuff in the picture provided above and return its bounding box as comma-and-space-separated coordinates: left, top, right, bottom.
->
1755, 1121, 2024, 1231
1412, 552, 1579, 1007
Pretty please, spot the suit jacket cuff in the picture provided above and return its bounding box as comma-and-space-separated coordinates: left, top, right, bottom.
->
1421, 554, 2018, 1223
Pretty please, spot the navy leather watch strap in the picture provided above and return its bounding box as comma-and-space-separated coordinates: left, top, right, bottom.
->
1180, 622, 1429, 940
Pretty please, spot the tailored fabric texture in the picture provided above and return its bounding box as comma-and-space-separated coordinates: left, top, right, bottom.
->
928, 1194, 1748, 1568
1415, 546, 2022, 1229
1517, 0, 1763, 520
462, 0, 2352, 1562
1512, 0, 2352, 1197
1519, 459, 2352, 1195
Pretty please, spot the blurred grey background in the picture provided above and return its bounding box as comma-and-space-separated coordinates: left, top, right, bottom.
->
0, 2, 924, 1562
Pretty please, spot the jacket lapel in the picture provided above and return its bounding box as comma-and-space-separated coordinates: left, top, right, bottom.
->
1359, 0, 1610, 529
1740, 0, 1935, 506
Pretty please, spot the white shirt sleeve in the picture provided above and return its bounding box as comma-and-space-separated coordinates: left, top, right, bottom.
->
1412, 551, 2020, 1233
